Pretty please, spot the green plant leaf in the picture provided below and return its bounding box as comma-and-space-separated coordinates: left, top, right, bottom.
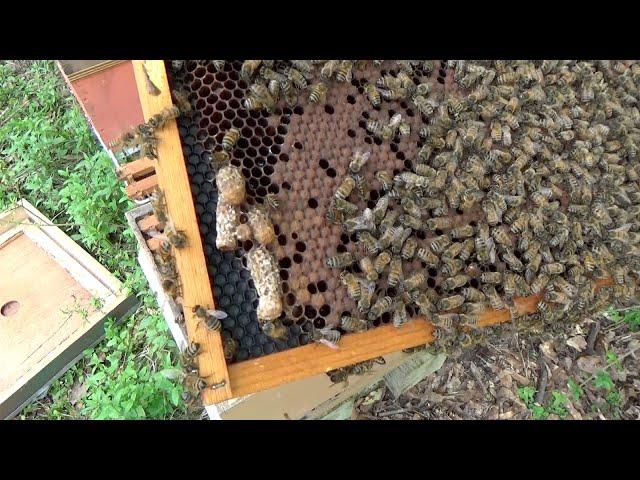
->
518, 386, 536, 406
568, 379, 583, 401
594, 371, 615, 391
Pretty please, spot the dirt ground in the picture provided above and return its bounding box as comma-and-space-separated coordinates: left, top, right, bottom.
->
354, 315, 640, 420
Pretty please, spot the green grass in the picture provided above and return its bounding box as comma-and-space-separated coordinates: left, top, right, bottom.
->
0, 60, 186, 419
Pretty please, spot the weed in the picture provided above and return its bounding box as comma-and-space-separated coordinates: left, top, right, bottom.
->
567, 379, 583, 402
593, 371, 615, 391
623, 310, 640, 332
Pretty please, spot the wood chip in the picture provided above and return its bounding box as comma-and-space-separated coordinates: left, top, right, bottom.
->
567, 335, 587, 352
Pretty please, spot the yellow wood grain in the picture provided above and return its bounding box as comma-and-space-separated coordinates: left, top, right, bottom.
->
124, 174, 159, 200
137, 214, 163, 232
132, 60, 231, 403
116, 157, 156, 181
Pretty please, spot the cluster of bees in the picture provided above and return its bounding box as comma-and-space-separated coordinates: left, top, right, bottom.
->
150, 190, 234, 403
208, 60, 378, 112
110, 89, 191, 159
317, 59, 640, 360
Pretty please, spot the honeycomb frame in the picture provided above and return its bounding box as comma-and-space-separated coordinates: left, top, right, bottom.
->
132, 60, 612, 404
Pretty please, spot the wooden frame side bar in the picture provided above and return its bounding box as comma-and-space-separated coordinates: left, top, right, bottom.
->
132, 60, 232, 403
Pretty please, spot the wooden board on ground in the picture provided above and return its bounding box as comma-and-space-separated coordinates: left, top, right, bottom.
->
0, 200, 138, 418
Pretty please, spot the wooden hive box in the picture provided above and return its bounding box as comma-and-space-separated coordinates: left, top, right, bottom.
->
131, 61, 613, 407
0, 200, 138, 418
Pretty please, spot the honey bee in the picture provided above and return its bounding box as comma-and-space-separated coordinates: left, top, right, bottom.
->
401, 236, 418, 260
374, 251, 392, 274
317, 60, 338, 80
340, 272, 362, 301
151, 190, 169, 224
184, 373, 207, 396
502, 250, 524, 272
334, 175, 356, 200
359, 256, 379, 282
248, 83, 276, 112
340, 316, 369, 333
284, 66, 308, 90
399, 213, 422, 231
414, 292, 436, 316
442, 258, 465, 276
459, 239, 476, 261
172, 89, 192, 115
530, 274, 551, 294
612, 265, 628, 285
312, 327, 341, 349
416, 247, 439, 267
349, 151, 371, 176
308, 82, 328, 104
358, 279, 376, 314
222, 336, 238, 361
443, 274, 470, 291
424, 217, 453, 231
462, 287, 486, 302
326, 252, 356, 269
280, 79, 298, 107
391, 227, 412, 254
404, 272, 427, 291
378, 227, 396, 251
491, 227, 513, 249
264, 193, 279, 210
483, 285, 506, 311
166, 228, 188, 249
375, 170, 394, 191
333, 197, 359, 216
193, 305, 228, 332
450, 225, 474, 239
180, 341, 201, 371
262, 320, 289, 340
380, 209, 401, 232
442, 242, 464, 260
431, 313, 459, 329
364, 83, 381, 107
387, 256, 403, 288
368, 296, 394, 320
480, 271, 502, 284
335, 60, 353, 82
343, 208, 375, 233
358, 231, 380, 254
475, 224, 494, 263
221, 128, 240, 152
437, 294, 465, 312
241, 60, 262, 81
540, 262, 565, 275
430, 235, 452, 253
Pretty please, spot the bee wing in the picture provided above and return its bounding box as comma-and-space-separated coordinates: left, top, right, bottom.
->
319, 339, 340, 350
359, 278, 376, 294
159, 368, 185, 381
487, 237, 497, 264
207, 309, 228, 319
147, 230, 163, 239
362, 208, 374, 225
389, 113, 402, 128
